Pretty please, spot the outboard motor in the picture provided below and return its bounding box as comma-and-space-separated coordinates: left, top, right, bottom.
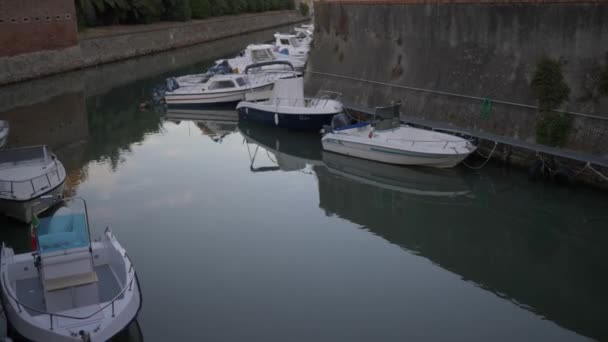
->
331, 112, 350, 130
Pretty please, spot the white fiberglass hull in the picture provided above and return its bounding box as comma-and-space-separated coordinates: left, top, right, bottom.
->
165, 83, 273, 108
322, 126, 476, 168
0, 182, 65, 223
0, 230, 142, 342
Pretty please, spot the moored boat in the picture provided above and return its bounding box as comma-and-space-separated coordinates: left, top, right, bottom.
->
322, 123, 477, 168
274, 33, 309, 59
0, 197, 142, 342
165, 63, 296, 109
217, 44, 305, 73
321, 104, 477, 168
236, 77, 343, 130
0, 145, 66, 223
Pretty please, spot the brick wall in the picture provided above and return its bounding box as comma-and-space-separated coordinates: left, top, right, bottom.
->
0, 0, 78, 57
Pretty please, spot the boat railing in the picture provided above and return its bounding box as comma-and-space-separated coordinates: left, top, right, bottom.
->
1, 228, 137, 330
268, 97, 337, 108
0, 162, 61, 199
385, 138, 473, 149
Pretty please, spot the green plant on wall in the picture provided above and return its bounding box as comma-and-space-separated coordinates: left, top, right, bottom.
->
531, 57, 571, 147
299, 2, 309, 16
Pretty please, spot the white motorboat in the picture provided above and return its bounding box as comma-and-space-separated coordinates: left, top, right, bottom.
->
274, 33, 309, 59
293, 28, 313, 46
0, 197, 142, 342
0, 120, 9, 148
215, 44, 305, 74
165, 64, 296, 109
322, 119, 477, 168
0, 145, 66, 223
237, 77, 343, 130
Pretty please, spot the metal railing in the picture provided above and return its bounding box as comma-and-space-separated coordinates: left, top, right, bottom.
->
1, 228, 137, 331
385, 138, 472, 149
0, 166, 61, 199
267, 97, 338, 109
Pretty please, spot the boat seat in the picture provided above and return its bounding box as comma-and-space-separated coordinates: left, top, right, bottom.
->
45, 271, 98, 292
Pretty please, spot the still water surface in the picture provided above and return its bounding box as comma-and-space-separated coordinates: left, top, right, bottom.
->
1, 33, 608, 341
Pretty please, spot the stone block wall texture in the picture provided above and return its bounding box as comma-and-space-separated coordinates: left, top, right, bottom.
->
306, 1, 608, 155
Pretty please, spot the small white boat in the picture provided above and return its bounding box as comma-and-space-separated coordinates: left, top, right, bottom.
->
274, 33, 309, 59
293, 27, 313, 45
0, 197, 142, 342
322, 105, 477, 168
237, 77, 343, 130
0, 145, 66, 223
217, 44, 305, 74
165, 64, 295, 109
0, 120, 9, 148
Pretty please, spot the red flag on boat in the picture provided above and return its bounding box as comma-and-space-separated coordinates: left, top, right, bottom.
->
30, 214, 39, 251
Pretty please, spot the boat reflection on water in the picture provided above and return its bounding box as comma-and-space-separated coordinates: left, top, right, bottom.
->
322, 151, 472, 200
165, 109, 238, 143
111, 319, 145, 342
238, 121, 323, 173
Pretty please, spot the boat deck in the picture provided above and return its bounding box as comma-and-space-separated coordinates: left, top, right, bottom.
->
15, 264, 122, 316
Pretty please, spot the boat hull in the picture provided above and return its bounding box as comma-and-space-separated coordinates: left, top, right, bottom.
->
238, 107, 338, 130
322, 138, 470, 168
165, 84, 274, 109
0, 182, 65, 223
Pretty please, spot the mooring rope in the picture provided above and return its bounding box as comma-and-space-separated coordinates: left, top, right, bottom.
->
462, 141, 498, 170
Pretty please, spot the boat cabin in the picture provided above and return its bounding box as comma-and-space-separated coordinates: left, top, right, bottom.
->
246, 45, 278, 64
0, 145, 64, 201
274, 34, 301, 50
205, 75, 248, 91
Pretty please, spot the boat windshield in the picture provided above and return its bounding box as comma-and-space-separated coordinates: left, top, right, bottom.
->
37, 198, 90, 255
0, 146, 48, 169
251, 49, 275, 62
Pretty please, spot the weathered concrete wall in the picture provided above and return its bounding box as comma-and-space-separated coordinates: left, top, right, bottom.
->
307, 1, 608, 156
79, 11, 305, 67
0, 10, 306, 86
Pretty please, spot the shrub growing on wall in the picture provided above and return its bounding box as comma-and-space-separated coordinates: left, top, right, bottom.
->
299, 2, 309, 16
191, 0, 211, 18
531, 57, 571, 147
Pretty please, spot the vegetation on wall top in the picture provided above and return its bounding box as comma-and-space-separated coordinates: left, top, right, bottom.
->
76, 0, 296, 27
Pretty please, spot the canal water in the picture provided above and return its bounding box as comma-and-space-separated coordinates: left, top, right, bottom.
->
1, 28, 608, 342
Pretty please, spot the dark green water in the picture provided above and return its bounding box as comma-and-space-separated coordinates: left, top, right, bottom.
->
1, 30, 608, 341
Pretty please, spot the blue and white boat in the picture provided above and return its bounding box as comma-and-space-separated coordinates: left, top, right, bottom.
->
0, 197, 142, 342
165, 62, 297, 109
236, 77, 343, 130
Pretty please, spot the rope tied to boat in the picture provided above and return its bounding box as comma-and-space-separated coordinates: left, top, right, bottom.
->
462, 141, 498, 170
